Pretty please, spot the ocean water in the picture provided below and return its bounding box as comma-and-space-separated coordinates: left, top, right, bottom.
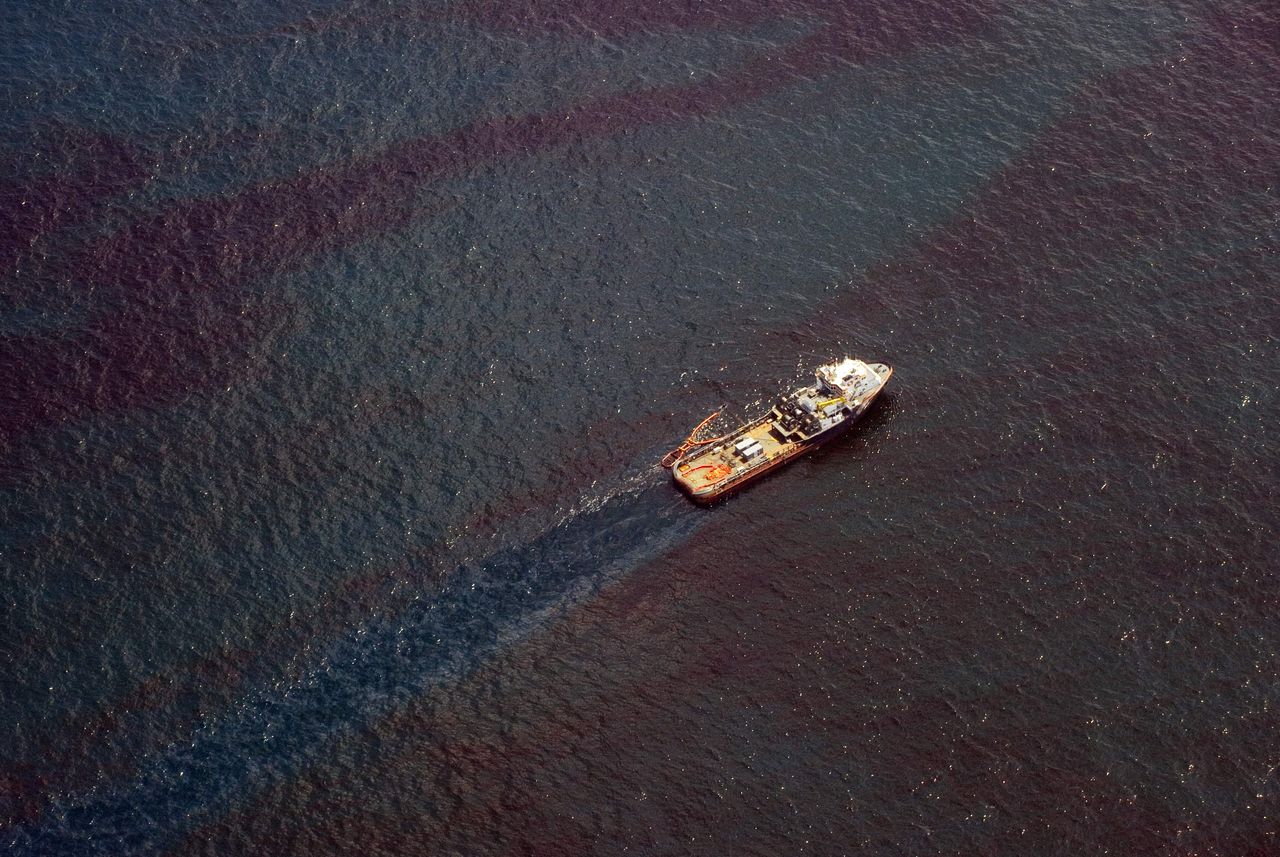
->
1, 1, 1277, 854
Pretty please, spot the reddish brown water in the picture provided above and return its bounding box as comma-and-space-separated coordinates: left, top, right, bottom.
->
2, 1, 1277, 854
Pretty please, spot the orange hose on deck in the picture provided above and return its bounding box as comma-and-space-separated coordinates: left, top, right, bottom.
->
660, 410, 730, 468
679, 462, 733, 483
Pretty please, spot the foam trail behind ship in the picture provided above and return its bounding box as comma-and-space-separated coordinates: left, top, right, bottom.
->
4, 476, 700, 856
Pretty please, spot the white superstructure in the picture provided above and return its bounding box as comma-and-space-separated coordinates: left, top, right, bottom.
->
816, 358, 882, 400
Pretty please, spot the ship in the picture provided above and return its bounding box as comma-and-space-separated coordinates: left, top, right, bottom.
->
662, 357, 892, 503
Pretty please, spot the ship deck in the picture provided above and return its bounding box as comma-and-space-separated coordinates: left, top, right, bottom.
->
672, 417, 800, 495
669, 362, 892, 502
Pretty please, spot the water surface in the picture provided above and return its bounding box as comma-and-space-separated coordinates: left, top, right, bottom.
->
2, 1, 1278, 854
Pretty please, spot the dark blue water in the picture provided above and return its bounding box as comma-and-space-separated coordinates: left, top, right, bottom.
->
3, 1, 1278, 854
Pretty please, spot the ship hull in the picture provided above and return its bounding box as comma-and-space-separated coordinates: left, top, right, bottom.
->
671, 365, 891, 504
681, 416, 857, 504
